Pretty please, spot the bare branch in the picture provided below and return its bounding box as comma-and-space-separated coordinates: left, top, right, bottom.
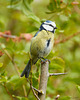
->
38, 61, 49, 100
1, 34, 16, 38
49, 73, 67, 77
31, 85, 40, 100
27, 79, 40, 100
32, 86, 44, 94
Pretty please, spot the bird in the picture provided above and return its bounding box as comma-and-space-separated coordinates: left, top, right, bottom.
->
21, 20, 57, 78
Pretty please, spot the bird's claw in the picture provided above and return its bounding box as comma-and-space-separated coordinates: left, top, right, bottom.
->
40, 58, 51, 64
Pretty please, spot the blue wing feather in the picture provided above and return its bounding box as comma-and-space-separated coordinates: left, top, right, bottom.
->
34, 31, 40, 37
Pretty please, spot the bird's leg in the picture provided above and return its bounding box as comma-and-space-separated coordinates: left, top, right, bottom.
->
39, 58, 45, 63
39, 57, 51, 64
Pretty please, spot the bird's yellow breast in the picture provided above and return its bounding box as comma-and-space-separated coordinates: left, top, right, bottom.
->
30, 30, 54, 59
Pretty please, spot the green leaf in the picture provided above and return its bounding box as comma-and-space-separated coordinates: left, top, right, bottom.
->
7, 0, 41, 24
52, 57, 65, 66
27, 0, 33, 4
8, 75, 27, 90
47, 51, 56, 59
10, 0, 21, 5
23, 0, 32, 12
0, 75, 8, 83
22, 6, 41, 24
32, 77, 38, 87
21, 0, 41, 24
76, 85, 80, 93
47, 0, 57, 11
0, 63, 3, 67
50, 57, 65, 72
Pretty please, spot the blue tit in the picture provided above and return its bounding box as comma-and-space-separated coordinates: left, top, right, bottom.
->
21, 20, 57, 78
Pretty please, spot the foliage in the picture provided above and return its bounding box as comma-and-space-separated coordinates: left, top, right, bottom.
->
0, 0, 80, 100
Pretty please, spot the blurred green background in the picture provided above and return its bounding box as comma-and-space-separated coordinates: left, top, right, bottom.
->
0, 0, 80, 100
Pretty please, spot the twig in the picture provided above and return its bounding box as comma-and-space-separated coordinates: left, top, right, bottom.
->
22, 85, 27, 97
1, 34, 16, 38
55, 95, 60, 100
27, 88, 31, 97
27, 79, 40, 100
32, 86, 44, 94
49, 73, 67, 77
0, 43, 27, 97
54, 32, 80, 45
38, 61, 49, 100
1, 83, 14, 100
31, 85, 40, 100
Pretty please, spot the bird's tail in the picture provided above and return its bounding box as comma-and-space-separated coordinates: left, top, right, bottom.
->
21, 59, 32, 78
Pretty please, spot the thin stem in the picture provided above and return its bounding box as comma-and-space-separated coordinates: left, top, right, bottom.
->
27, 79, 40, 100
22, 85, 27, 97
1, 34, 16, 38
27, 88, 31, 97
2, 83, 14, 100
31, 85, 40, 100
49, 73, 67, 77
32, 86, 44, 94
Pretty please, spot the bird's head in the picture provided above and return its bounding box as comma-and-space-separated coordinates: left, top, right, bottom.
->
39, 20, 57, 33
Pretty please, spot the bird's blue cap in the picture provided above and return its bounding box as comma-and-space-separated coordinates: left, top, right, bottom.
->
39, 20, 57, 33
45, 20, 52, 23
34, 20, 57, 37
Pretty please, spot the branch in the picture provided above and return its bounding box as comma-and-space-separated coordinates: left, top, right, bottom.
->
32, 86, 44, 94
1, 34, 17, 38
31, 85, 40, 100
27, 79, 40, 100
49, 73, 67, 77
54, 32, 80, 45
0, 31, 32, 41
0, 31, 79, 45
38, 61, 49, 100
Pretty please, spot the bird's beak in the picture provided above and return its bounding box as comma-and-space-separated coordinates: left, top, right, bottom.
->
54, 27, 57, 29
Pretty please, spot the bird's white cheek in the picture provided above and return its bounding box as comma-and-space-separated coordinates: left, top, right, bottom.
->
42, 24, 53, 31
